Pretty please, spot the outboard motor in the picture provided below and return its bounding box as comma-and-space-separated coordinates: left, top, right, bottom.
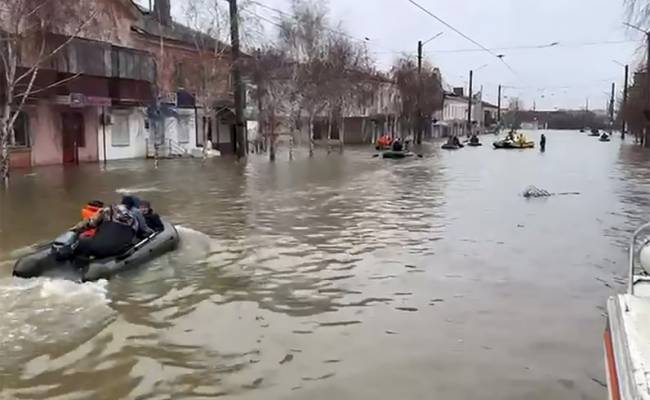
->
51, 231, 79, 261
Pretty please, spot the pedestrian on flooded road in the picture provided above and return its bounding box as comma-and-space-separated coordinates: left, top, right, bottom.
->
540, 134, 546, 152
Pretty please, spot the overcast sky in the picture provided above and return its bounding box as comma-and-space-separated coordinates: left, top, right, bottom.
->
143, 0, 642, 111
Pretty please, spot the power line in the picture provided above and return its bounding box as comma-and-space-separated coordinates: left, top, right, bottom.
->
405, 0, 517, 75
248, 0, 403, 55
405, 0, 496, 57
430, 40, 638, 54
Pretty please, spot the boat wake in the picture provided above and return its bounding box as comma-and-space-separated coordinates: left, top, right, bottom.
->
0, 277, 114, 369
115, 186, 165, 194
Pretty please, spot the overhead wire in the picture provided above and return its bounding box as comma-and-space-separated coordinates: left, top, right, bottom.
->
248, 0, 404, 55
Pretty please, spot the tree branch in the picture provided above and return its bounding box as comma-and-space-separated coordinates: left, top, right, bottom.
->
14, 8, 98, 85
13, 72, 80, 99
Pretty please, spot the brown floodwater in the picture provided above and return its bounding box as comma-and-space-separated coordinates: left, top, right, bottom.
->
1, 130, 648, 399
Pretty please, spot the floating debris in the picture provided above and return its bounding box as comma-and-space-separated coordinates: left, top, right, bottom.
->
522, 185, 580, 198
591, 377, 607, 388
395, 307, 418, 312
279, 354, 294, 365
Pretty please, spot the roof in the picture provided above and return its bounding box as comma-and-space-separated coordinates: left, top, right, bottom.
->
482, 101, 498, 109
130, 1, 231, 52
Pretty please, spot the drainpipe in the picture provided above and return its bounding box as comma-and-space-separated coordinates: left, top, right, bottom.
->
194, 105, 199, 147
102, 106, 107, 166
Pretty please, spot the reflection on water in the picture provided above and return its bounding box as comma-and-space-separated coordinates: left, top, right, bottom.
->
0, 131, 646, 399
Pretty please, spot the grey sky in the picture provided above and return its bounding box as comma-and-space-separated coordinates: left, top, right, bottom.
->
145, 0, 642, 110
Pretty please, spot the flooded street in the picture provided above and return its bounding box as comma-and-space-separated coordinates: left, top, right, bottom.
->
1, 130, 648, 399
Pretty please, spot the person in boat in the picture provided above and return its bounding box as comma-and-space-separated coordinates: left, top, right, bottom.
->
72, 202, 141, 259
79, 200, 104, 238
453, 136, 462, 147
469, 135, 479, 144
121, 195, 153, 238
139, 200, 164, 232
392, 138, 403, 151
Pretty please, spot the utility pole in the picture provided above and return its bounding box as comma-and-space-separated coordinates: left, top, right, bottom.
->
416, 40, 423, 144
467, 70, 473, 136
497, 84, 502, 126
417, 41, 422, 75
622, 64, 629, 139
229, 0, 247, 158
609, 82, 615, 134
646, 31, 650, 147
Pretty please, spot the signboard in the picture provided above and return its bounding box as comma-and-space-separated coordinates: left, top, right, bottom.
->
87, 96, 112, 107
52, 94, 111, 108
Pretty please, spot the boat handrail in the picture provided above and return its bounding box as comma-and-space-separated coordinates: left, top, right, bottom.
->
628, 222, 650, 295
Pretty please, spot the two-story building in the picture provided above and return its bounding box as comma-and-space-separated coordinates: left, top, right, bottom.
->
341, 75, 402, 144
5, 0, 237, 169
5, 0, 157, 168
433, 88, 499, 138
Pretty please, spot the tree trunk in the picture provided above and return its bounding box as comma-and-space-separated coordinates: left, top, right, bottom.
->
327, 110, 333, 154
309, 113, 315, 157
340, 116, 345, 153
327, 111, 333, 140
269, 113, 276, 162
0, 103, 11, 185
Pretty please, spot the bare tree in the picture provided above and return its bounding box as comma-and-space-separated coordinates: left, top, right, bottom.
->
248, 46, 294, 161
625, 0, 650, 28
623, 71, 647, 143
0, 0, 96, 185
391, 57, 443, 141
277, 0, 330, 156
321, 33, 377, 148
182, 0, 232, 151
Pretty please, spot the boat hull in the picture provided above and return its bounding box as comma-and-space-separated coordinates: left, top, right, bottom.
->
13, 221, 179, 282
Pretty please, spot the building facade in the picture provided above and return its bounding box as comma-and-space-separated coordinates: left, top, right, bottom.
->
4, 0, 236, 169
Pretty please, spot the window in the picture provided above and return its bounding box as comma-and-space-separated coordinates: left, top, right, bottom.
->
178, 116, 190, 143
112, 113, 130, 146
11, 112, 29, 147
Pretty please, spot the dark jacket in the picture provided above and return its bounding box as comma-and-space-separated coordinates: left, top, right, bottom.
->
144, 210, 164, 232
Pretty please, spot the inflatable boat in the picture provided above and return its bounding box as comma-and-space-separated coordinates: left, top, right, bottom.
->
13, 220, 179, 282
381, 150, 414, 159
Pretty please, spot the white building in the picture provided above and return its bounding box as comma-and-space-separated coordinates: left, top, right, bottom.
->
98, 101, 199, 161
433, 89, 499, 138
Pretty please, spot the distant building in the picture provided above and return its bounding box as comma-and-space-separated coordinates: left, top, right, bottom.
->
432, 89, 498, 138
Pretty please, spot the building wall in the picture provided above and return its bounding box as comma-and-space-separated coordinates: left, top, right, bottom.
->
98, 107, 149, 161
29, 102, 99, 165
79, 107, 99, 163
30, 103, 61, 166
342, 117, 365, 144
163, 108, 198, 152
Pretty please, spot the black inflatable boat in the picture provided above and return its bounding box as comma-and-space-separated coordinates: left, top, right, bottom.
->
13, 220, 179, 282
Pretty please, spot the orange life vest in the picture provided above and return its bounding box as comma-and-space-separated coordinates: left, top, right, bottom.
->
80, 201, 103, 237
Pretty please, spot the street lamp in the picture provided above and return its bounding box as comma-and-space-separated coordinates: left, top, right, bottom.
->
466, 63, 490, 135
418, 32, 443, 73
612, 60, 630, 138
415, 31, 443, 144
422, 31, 444, 46
623, 22, 650, 144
